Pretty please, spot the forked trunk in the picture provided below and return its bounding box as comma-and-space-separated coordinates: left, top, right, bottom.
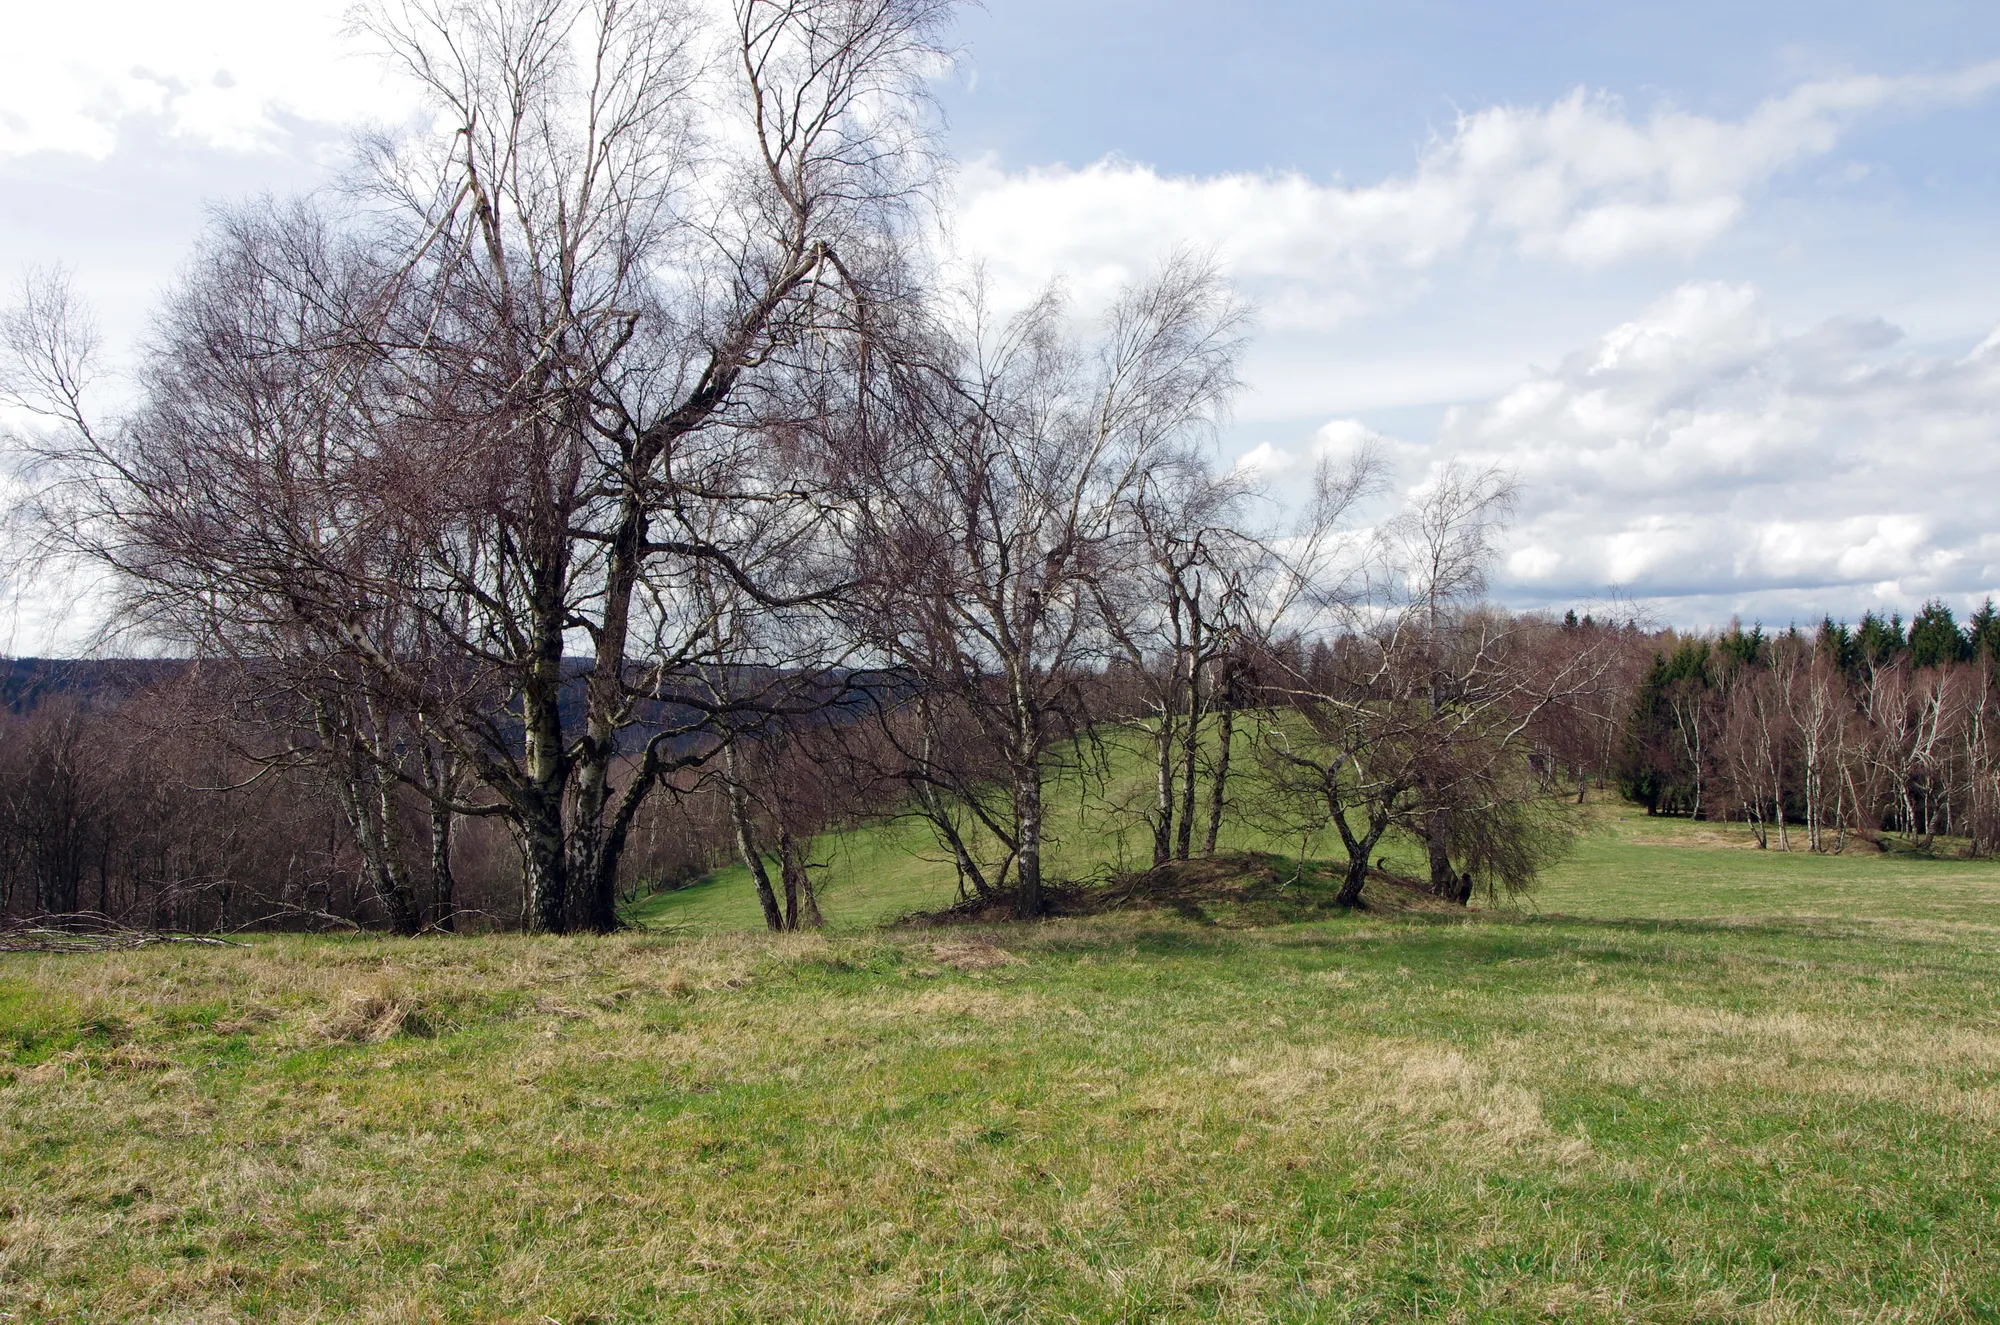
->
1337, 850, 1371, 908
1333, 810, 1391, 908
370, 778, 422, 936
779, 830, 821, 930
315, 702, 421, 936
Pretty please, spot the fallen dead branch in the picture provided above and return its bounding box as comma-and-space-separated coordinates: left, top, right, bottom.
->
0, 917, 246, 954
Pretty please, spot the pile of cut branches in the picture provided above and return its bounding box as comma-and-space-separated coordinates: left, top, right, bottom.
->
0, 916, 244, 954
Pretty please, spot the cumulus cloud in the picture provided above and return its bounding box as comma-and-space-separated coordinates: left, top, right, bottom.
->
0, 1, 406, 159
1234, 418, 1394, 478
5, 13, 1994, 633
953, 63, 2000, 327
1428, 281, 2000, 619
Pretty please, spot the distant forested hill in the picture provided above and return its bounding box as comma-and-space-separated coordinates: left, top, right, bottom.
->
0, 658, 191, 714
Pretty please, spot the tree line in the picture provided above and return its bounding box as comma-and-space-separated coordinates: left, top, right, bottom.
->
1618, 603, 2000, 853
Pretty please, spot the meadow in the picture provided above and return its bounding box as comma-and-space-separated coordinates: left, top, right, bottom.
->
4, 802, 2000, 1322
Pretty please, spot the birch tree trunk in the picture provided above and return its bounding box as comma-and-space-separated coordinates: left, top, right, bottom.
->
1202, 678, 1235, 856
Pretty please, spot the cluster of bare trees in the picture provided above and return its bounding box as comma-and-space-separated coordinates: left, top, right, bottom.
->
0, 678, 428, 931
1245, 467, 1620, 905
833, 267, 1274, 917
0, 0, 1776, 935
0, 663, 731, 930
0, 0, 1252, 929
7, 0, 958, 932
1621, 613, 2000, 854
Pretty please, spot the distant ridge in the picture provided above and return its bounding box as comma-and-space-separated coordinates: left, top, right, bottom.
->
0, 658, 903, 750
0, 658, 191, 714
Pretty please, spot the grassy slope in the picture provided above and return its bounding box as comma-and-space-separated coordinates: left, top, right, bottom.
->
5, 809, 2000, 1320
633, 727, 2000, 936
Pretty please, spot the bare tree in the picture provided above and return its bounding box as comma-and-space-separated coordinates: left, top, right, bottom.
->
1256, 463, 1596, 906
1378, 462, 1537, 899
10, 0, 952, 933
1098, 458, 1244, 867
852, 256, 1247, 916
1719, 658, 1787, 849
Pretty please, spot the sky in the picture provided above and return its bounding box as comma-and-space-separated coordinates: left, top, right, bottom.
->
4, 0, 2000, 641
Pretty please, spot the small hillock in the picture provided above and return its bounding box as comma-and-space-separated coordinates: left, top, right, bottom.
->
897, 851, 1460, 927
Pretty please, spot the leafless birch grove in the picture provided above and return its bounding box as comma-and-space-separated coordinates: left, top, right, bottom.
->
3, 1, 1995, 934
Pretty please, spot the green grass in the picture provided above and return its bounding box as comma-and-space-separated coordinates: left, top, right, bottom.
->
7, 803, 2000, 1320
1532, 797, 2000, 929
626, 811, 969, 932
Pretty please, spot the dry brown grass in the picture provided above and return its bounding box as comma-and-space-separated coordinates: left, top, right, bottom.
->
927, 939, 1026, 972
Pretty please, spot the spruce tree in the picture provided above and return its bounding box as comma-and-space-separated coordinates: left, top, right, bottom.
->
1856, 611, 1906, 667
1718, 622, 1765, 669
1816, 617, 1857, 671
1908, 600, 1968, 668
1967, 598, 2000, 667
1617, 641, 1711, 816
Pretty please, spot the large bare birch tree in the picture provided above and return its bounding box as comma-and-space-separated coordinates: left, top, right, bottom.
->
10, 0, 952, 932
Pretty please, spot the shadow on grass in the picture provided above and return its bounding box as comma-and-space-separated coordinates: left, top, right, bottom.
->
625, 846, 1984, 976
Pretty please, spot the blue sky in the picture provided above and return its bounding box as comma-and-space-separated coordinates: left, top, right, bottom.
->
4, 1, 2000, 636
942, 0, 2000, 177
933, 1, 2000, 627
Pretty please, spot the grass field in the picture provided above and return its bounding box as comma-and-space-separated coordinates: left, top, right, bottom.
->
6, 803, 2000, 1321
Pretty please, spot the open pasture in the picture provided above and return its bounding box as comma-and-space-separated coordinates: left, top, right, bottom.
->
5, 806, 2000, 1322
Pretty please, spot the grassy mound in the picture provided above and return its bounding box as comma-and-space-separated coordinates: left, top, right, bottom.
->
625, 729, 1447, 934
898, 851, 1461, 927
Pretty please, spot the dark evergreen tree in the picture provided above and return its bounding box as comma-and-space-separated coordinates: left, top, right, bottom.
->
1856, 611, 1906, 668
1717, 622, 1765, 669
1908, 600, 1969, 669
1967, 598, 2000, 668
1816, 616, 1857, 671
1617, 640, 1712, 816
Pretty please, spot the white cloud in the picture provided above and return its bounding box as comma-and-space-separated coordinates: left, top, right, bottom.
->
1233, 417, 1392, 477
0, 1, 404, 159
952, 63, 2000, 328
7, 13, 1997, 636
1424, 281, 2000, 619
